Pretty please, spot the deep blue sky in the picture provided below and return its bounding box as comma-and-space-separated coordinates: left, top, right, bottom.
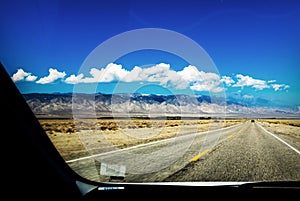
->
1, 0, 300, 107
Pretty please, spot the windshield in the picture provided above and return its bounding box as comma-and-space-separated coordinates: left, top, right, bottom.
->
1, 0, 299, 185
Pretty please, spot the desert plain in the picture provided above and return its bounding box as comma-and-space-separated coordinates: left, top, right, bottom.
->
37, 117, 300, 162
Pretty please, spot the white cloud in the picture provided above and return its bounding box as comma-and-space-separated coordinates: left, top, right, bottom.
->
65, 73, 84, 84
11, 69, 37, 82
25, 75, 38, 82
22, 63, 289, 94
36, 68, 66, 84
123, 63, 188, 89
233, 74, 270, 90
271, 83, 290, 91
231, 74, 291, 92
66, 63, 129, 83
190, 82, 224, 93
178, 65, 224, 92
93, 63, 129, 82
221, 75, 235, 86
177, 65, 201, 83
64, 63, 225, 92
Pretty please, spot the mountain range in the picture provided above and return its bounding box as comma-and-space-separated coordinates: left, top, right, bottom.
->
22, 93, 300, 119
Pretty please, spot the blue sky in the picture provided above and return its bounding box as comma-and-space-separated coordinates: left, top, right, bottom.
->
1, 0, 300, 107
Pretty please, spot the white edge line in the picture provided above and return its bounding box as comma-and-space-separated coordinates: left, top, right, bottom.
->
257, 123, 300, 155
66, 122, 245, 163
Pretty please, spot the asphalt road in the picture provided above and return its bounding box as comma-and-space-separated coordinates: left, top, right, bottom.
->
164, 121, 300, 182
68, 121, 300, 183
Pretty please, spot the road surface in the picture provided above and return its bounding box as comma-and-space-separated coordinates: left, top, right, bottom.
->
67, 121, 300, 183
164, 121, 300, 182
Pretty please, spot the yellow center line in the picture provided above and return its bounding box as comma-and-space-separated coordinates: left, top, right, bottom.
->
227, 135, 234, 139
190, 124, 249, 163
190, 148, 212, 162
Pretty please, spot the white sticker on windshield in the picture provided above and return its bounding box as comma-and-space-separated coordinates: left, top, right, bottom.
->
100, 163, 126, 177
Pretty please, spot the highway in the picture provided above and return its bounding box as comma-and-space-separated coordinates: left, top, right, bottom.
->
67, 121, 300, 183
165, 121, 300, 182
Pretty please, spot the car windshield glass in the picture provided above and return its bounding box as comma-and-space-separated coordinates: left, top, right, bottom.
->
1, 0, 300, 184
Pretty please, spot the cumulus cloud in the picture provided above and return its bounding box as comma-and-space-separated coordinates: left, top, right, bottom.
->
233, 74, 270, 90
11, 69, 37, 82
123, 63, 187, 89
64, 63, 291, 93
88, 63, 129, 83
65, 63, 225, 92
271, 83, 290, 91
65, 73, 84, 84
178, 65, 223, 92
65, 63, 129, 84
231, 74, 290, 91
221, 75, 235, 86
177, 65, 202, 83
25, 75, 38, 82
36, 68, 66, 84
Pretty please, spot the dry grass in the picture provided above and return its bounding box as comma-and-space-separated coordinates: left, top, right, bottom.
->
258, 119, 300, 139
39, 118, 245, 133
41, 118, 300, 161
259, 119, 300, 127
38, 118, 246, 161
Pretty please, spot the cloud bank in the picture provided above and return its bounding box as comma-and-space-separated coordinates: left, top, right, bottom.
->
11, 63, 290, 93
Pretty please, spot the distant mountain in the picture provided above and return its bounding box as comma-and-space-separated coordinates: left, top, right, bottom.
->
227, 95, 282, 108
22, 93, 299, 118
